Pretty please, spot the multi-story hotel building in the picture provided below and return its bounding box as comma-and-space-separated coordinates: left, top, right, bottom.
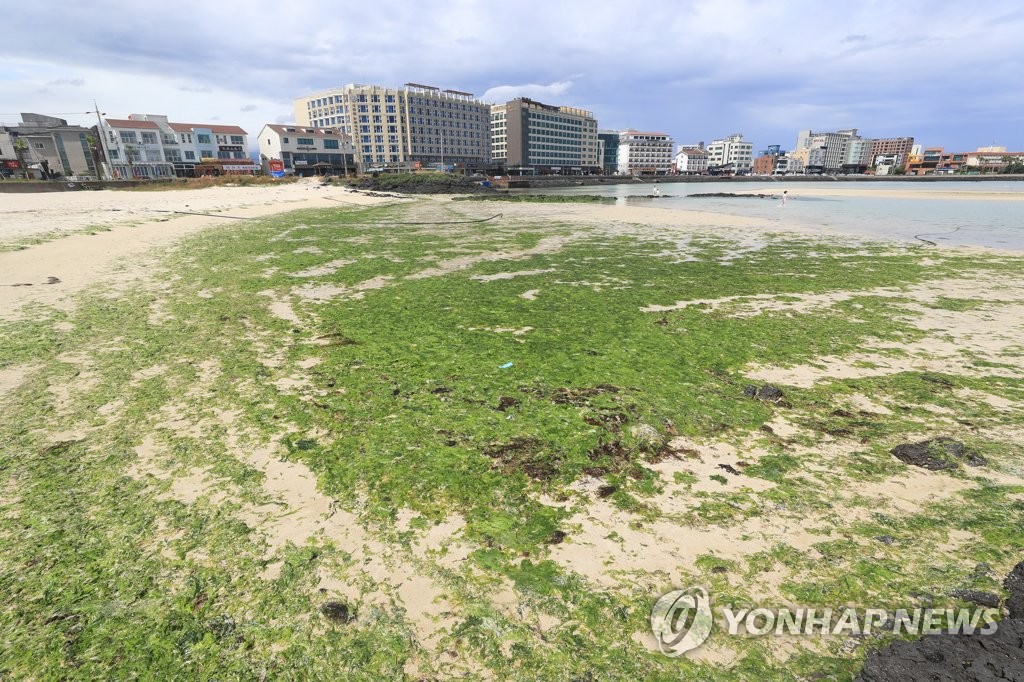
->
258, 124, 356, 176
795, 128, 866, 173
706, 133, 754, 172
490, 98, 599, 174
293, 83, 491, 170
101, 114, 254, 178
844, 137, 874, 173
616, 130, 674, 175
869, 137, 914, 168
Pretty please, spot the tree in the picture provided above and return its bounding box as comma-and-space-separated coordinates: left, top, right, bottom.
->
1000, 155, 1024, 175
124, 144, 137, 178
86, 134, 103, 180
13, 138, 31, 179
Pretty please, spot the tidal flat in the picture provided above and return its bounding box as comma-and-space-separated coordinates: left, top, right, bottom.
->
1, 195, 1022, 679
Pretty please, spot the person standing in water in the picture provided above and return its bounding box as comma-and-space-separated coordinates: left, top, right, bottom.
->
780, 190, 788, 207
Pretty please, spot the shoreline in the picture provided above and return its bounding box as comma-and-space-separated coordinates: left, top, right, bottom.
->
4, 188, 1022, 322
494, 173, 1024, 190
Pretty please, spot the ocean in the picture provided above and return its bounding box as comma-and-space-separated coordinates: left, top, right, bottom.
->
520, 180, 1024, 250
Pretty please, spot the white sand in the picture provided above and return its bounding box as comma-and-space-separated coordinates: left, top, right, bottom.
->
0, 180, 392, 319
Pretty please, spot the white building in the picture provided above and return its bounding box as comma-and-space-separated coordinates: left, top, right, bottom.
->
616, 130, 674, 175
706, 133, 754, 172
259, 124, 356, 176
102, 114, 254, 178
674, 145, 708, 174
294, 83, 491, 170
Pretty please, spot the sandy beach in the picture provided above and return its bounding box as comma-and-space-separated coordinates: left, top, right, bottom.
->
0, 180, 393, 319
3, 182, 1020, 320
1, 184, 1022, 678
0, 183, 817, 320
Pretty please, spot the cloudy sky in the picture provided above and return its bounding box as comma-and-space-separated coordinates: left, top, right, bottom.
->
2, 1, 1022, 154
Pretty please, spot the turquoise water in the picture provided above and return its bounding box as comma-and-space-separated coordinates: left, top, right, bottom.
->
521, 181, 1024, 250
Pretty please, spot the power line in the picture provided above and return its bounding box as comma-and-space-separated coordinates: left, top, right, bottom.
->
0, 112, 96, 116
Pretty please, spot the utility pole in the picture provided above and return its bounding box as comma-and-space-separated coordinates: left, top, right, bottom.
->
93, 100, 114, 180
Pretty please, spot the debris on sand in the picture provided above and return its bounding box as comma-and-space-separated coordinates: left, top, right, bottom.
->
484, 437, 560, 480
744, 383, 785, 402
496, 396, 521, 411
320, 601, 354, 623
890, 437, 986, 471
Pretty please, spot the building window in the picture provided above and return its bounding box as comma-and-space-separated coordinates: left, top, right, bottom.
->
119, 131, 137, 143
282, 137, 289, 143
323, 139, 339, 150
230, 135, 244, 144
297, 137, 314, 145
141, 132, 157, 144
184, 151, 195, 160
197, 134, 211, 144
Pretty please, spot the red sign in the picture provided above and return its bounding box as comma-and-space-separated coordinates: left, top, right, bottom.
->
3, 160, 21, 169
268, 159, 285, 178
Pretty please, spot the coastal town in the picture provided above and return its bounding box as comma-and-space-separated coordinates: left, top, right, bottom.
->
2, 81, 1023, 181
3, 3, 1024, 681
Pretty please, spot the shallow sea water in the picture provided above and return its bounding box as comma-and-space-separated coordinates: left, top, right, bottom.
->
524, 181, 1024, 250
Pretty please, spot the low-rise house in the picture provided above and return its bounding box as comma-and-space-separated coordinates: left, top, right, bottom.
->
258, 124, 356, 176
674, 145, 708, 174
102, 114, 254, 178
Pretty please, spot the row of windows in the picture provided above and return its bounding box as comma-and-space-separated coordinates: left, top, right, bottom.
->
116, 130, 243, 147
108, 148, 246, 162
309, 94, 398, 107
309, 94, 484, 110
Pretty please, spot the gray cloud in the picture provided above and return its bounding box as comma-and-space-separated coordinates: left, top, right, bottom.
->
1, 0, 1021, 151
240, 104, 257, 112
482, 80, 574, 104
47, 77, 85, 86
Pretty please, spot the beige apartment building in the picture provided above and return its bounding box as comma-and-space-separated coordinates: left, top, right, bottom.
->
869, 137, 914, 167
294, 83, 491, 170
490, 98, 600, 174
